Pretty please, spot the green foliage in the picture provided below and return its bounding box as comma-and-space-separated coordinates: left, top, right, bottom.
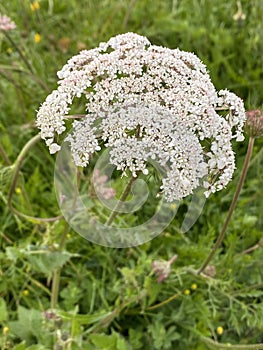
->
1, 0, 263, 349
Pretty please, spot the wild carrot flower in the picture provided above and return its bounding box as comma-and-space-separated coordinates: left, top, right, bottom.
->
0, 15, 16, 31
36, 33, 246, 201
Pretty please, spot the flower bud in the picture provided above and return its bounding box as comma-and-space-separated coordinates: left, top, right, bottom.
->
245, 109, 263, 138
152, 254, 178, 283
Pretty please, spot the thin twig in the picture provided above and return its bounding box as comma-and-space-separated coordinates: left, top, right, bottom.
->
8, 134, 62, 222
236, 237, 263, 256
3, 31, 34, 74
201, 336, 263, 349
0, 142, 11, 165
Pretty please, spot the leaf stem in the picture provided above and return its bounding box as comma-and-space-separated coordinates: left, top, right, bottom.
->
197, 137, 255, 274
105, 173, 140, 226
51, 225, 68, 309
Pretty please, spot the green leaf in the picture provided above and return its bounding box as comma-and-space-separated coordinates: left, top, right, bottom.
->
57, 309, 112, 325
0, 297, 8, 321
5, 246, 23, 262
89, 332, 128, 350
9, 307, 44, 345
128, 329, 143, 350
117, 336, 129, 350
13, 342, 26, 350
89, 334, 117, 349
26, 251, 73, 275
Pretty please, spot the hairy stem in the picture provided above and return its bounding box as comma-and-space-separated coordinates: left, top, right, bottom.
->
51, 225, 68, 309
105, 173, 139, 226
201, 336, 263, 349
198, 137, 255, 274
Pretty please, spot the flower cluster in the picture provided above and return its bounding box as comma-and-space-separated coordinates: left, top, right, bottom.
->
36, 32, 246, 201
0, 15, 16, 32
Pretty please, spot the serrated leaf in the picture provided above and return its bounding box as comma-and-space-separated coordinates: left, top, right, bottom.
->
89, 333, 117, 349
9, 306, 43, 344
26, 251, 72, 274
117, 336, 129, 350
13, 342, 26, 350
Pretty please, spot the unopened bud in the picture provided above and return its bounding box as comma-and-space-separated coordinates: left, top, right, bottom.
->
245, 109, 263, 138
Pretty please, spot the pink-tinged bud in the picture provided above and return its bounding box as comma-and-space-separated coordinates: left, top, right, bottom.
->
152, 254, 178, 283
245, 110, 263, 138
42, 310, 57, 320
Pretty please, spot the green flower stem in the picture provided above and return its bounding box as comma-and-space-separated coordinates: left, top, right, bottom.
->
105, 173, 140, 226
8, 134, 62, 222
51, 224, 68, 309
201, 336, 263, 349
3, 31, 34, 74
197, 137, 255, 275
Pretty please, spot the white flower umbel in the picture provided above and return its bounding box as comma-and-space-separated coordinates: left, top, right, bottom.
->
36, 32, 246, 201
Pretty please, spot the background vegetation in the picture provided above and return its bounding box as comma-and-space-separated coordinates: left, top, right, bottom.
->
0, 0, 263, 349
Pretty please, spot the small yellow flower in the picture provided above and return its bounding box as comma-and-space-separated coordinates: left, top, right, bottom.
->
30, 1, 40, 11
3, 326, 9, 335
34, 33, 41, 43
66, 233, 71, 239
170, 203, 177, 209
15, 187, 22, 194
191, 283, 197, 290
6, 47, 13, 54
217, 326, 224, 335
184, 289, 191, 296
23, 289, 29, 296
